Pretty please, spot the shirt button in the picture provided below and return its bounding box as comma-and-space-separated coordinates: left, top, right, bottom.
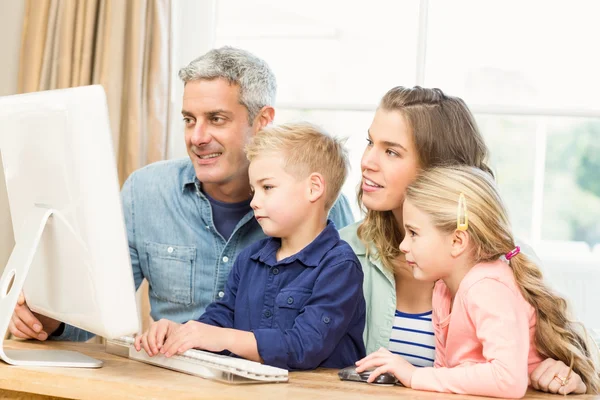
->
218, 291, 225, 298
167, 247, 174, 253
323, 316, 331, 324
264, 310, 272, 318
287, 297, 294, 305
272, 268, 279, 275
222, 256, 229, 263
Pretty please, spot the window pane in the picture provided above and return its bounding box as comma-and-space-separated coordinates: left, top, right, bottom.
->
426, 0, 600, 109
475, 115, 538, 241
215, 0, 420, 106
543, 118, 600, 247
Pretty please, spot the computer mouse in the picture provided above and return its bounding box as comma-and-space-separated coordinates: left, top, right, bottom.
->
338, 365, 399, 386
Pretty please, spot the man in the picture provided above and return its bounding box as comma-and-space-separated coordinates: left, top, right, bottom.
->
10, 47, 354, 341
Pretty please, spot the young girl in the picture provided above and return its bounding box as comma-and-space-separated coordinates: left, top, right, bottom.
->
355, 165, 600, 398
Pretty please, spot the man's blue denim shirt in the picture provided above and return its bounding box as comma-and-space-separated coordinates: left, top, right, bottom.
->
53, 158, 354, 341
198, 221, 366, 370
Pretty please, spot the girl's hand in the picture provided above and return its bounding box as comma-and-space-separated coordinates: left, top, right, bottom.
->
355, 347, 416, 387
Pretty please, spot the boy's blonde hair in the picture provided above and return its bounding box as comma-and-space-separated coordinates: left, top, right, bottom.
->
245, 122, 349, 211
406, 165, 600, 394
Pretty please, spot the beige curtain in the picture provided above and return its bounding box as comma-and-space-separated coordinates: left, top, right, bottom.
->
15, 0, 171, 336
18, 0, 171, 184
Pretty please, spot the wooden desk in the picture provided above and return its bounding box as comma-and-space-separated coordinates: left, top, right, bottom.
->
0, 340, 598, 400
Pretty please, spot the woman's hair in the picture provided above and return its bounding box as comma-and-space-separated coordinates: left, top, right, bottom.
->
405, 165, 600, 393
358, 86, 492, 271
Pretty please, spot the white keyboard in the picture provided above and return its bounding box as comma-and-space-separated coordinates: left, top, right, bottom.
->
105, 336, 288, 384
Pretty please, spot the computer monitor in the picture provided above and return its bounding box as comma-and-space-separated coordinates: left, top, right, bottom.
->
0, 85, 139, 368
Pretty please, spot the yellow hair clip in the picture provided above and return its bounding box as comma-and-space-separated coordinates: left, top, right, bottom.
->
457, 193, 469, 231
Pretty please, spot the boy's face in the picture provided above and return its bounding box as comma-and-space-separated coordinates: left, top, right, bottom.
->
399, 199, 454, 282
249, 154, 309, 238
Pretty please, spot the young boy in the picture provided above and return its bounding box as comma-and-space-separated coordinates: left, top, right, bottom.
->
135, 122, 366, 370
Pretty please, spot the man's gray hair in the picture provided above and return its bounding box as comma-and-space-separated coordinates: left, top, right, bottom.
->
178, 46, 277, 124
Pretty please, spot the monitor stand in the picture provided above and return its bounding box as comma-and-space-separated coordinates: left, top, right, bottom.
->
0, 206, 102, 368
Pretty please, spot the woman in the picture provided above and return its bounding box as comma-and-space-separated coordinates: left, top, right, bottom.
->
340, 86, 587, 395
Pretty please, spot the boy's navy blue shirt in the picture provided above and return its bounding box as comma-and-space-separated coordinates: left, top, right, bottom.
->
198, 220, 366, 370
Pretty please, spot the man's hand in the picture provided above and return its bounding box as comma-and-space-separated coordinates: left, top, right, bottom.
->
9, 292, 62, 340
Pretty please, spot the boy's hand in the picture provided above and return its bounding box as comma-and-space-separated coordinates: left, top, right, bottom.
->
160, 321, 230, 357
355, 347, 416, 387
134, 319, 180, 356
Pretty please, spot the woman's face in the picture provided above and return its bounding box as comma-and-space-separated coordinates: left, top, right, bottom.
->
360, 109, 420, 215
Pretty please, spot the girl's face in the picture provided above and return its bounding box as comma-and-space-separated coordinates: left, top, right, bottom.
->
399, 199, 455, 282
360, 109, 420, 215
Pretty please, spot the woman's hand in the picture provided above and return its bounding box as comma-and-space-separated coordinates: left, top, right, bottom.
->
530, 358, 586, 395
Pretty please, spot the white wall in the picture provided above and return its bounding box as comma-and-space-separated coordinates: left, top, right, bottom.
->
0, 0, 25, 96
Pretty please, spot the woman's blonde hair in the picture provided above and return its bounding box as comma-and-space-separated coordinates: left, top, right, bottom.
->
405, 165, 600, 393
358, 86, 492, 271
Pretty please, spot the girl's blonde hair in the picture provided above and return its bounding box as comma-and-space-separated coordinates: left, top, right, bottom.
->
406, 165, 600, 393
357, 86, 491, 271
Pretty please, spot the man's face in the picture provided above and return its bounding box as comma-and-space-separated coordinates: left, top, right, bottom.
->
182, 78, 255, 187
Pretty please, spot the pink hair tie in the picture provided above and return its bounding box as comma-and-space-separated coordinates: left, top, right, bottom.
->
505, 246, 520, 261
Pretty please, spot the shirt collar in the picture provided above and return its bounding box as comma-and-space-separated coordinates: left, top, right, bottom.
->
360, 235, 394, 285
250, 220, 340, 268
369, 251, 394, 285
181, 160, 197, 193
